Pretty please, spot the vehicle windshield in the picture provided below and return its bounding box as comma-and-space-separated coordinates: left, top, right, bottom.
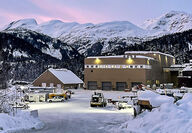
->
92, 97, 99, 102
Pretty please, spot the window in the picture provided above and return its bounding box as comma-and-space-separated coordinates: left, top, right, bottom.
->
50, 83, 54, 87
156, 80, 160, 85
87, 65, 89, 68
91, 70, 93, 72
130, 65, 133, 68
140, 65, 143, 68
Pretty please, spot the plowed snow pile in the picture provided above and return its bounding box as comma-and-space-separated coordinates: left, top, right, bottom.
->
138, 90, 174, 107
110, 92, 192, 133
0, 111, 44, 133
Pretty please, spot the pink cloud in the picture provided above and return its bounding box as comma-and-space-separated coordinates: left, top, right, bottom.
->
28, 0, 109, 23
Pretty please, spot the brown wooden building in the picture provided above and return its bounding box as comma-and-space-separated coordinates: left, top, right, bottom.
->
32, 68, 83, 89
84, 51, 175, 91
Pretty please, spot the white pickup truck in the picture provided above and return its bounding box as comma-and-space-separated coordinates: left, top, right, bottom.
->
47, 96, 65, 102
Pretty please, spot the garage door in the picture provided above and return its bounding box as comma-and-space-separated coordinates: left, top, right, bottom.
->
116, 82, 127, 91
102, 82, 112, 90
88, 81, 97, 90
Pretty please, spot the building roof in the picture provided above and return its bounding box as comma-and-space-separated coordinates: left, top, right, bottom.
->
182, 66, 192, 72
124, 51, 174, 58
87, 55, 124, 59
87, 55, 154, 60
48, 68, 83, 84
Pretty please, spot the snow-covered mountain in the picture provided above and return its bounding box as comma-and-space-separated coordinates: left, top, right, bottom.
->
142, 11, 192, 36
60, 21, 146, 42
3, 11, 192, 39
1, 11, 192, 56
3, 19, 79, 38
35, 20, 79, 38
2, 19, 146, 38
3, 18, 38, 30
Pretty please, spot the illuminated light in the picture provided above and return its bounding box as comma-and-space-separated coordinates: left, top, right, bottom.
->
126, 57, 134, 64
153, 53, 156, 56
173, 58, 176, 64
159, 55, 161, 62
165, 56, 168, 63
95, 58, 101, 64
156, 80, 160, 85
147, 59, 150, 65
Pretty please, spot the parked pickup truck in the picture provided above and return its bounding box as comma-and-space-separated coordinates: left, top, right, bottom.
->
47, 96, 65, 102
47, 93, 67, 102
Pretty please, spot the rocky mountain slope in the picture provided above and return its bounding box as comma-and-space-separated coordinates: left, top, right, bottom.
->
0, 29, 84, 82
142, 11, 192, 36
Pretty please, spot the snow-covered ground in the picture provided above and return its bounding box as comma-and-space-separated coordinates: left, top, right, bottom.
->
1, 89, 191, 133
110, 93, 192, 133
27, 89, 133, 133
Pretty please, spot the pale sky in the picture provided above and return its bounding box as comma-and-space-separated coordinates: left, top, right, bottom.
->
0, 0, 192, 28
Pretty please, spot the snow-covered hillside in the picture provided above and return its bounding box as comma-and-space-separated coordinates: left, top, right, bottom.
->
142, 11, 192, 36
60, 21, 146, 43
1, 11, 192, 56
2, 19, 146, 39
2, 11, 192, 40
3, 18, 38, 30
35, 20, 79, 38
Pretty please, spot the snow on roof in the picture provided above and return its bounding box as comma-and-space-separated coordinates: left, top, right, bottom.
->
182, 65, 192, 72
87, 55, 124, 59
125, 51, 174, 58
136, 55, 154, 60
48, 68, 83, 84
170, 64, 184, 68
87, 55, 154, 60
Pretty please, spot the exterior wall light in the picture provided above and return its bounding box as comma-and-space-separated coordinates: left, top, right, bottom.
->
95, 58, 101, 64
173, 58, 176, 64
147, 59, 150, 65
165, 56, 168, 64
126, 57, 134, 64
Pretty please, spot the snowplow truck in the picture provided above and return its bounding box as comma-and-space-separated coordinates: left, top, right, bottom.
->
90, 92, 107, 107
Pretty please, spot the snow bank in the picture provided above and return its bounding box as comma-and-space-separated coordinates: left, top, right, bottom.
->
110, 93, 192, 133
0, 111, 44, 133
138, 90, 174, 107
